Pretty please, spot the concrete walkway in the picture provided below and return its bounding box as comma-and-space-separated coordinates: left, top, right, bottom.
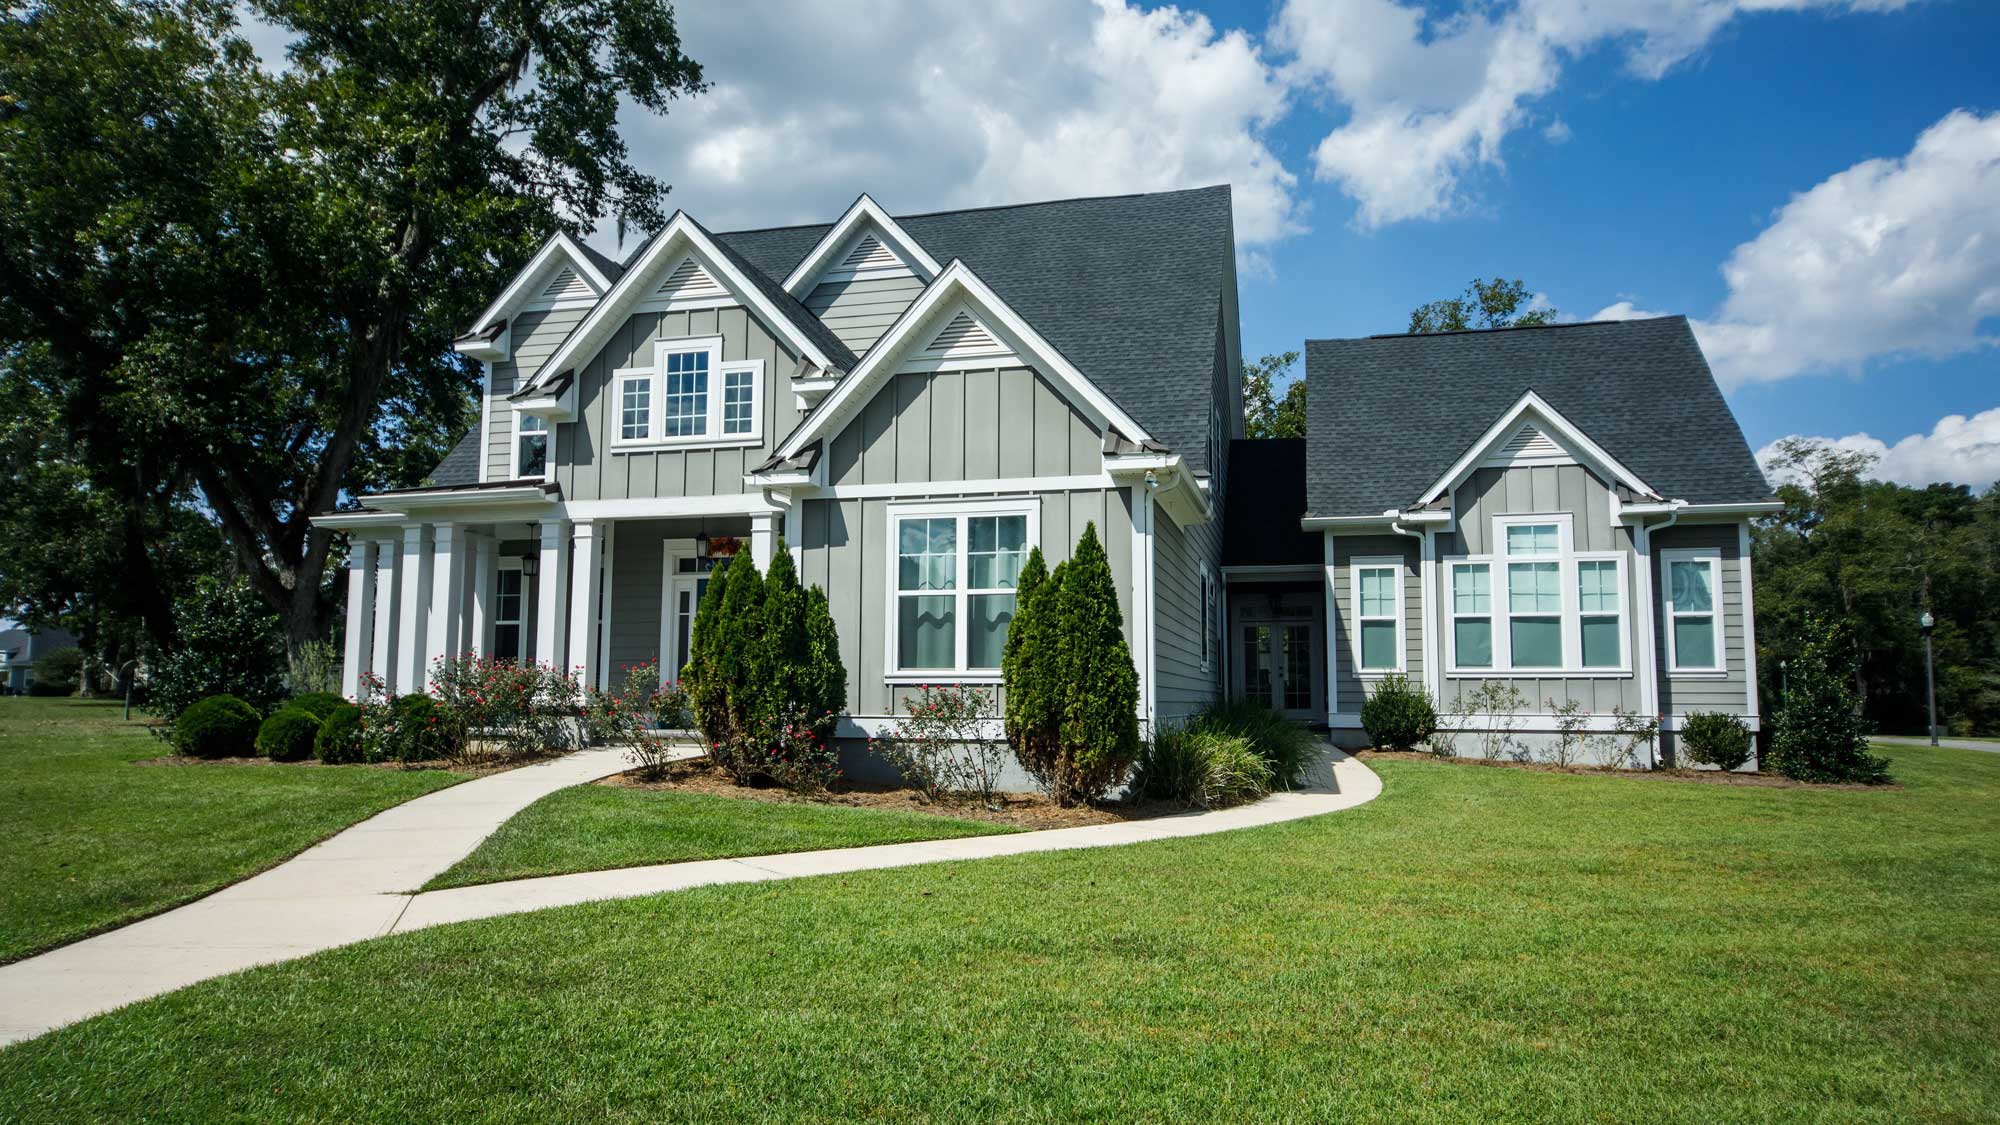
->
1875, 735, 2000, 755
0, 745, 1380, 1048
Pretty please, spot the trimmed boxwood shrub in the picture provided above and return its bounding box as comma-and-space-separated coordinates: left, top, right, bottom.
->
386, 693, 450, 762
315, 702, 365, 764
256, 708, 322, 762
173, 695, 260, 759
1360, 674, 1437, 751
1680, 711, 1752, 771
287, 691, 346, 721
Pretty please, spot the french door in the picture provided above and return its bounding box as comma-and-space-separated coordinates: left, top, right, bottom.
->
1240, 621, 1318, 720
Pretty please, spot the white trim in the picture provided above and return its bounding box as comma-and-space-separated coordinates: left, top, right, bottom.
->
1301, 510, 1451, 530
511, 410, 549, 480
776, 260, 1152, 463
1198, 559, 1216, 674
813, 474, 1114, 501
1349, 556, 1406, 676
1134, 483, 1156, 725
522, 212, 838, 398
1418, 391, 1658, 508
1420, 529, 1441, 701
1660, 547, 1726, 676
478, 362, 493, 484
882, 497, 1038, 680
311, 511, 411, 531
1632, 518, 1662, 719
556, 495, 785, 521
467, 232, 611, 336
1739, 522, 1760, 726
1322, 531, 1339, 712
596, 523, 615, 689
781, 194, 942, 295
606, 337, 767, 450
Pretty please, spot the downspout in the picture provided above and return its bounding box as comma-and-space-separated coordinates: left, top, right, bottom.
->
1389, 515, 1438, 705
1633, 503, 1681, 767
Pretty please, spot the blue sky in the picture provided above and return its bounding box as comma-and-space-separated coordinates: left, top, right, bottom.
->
241, 0, 1997, 487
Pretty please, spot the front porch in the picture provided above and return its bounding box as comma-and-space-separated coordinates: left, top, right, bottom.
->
323, 489, 792, 700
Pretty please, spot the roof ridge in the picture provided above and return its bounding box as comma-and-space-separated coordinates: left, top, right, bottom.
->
1306, 315, 1685, 344
711, 184, 1231, 238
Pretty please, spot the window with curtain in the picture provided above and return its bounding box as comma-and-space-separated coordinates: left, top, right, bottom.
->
1665, 552, 1721, 671
1355, 563, 1401, 672
894, 508, 1030, 673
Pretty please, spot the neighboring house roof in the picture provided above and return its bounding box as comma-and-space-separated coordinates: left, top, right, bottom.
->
1221, 439, 1318, 567
1303, 316, 1773, 518
427, 431, 483, 488
716, 185, 1236, 474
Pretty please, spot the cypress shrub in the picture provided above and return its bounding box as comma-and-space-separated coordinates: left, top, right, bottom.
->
173, 695, 260, 759
756, 541, 811, 732
256, 708, 323, 762
803, 585, 848, 737
315, 702, 366, 764
1015, 523, 1142, 805
1768, 615, 1892, 784
682, 556, 732, 747
1002, 547, 1052, 753
709, 549, 767, 779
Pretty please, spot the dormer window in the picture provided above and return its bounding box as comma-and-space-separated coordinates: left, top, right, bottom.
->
610, 336, 765, 448
516, 414, 548, 477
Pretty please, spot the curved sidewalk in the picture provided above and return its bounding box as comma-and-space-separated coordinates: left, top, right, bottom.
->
0, 746, 1379, 1048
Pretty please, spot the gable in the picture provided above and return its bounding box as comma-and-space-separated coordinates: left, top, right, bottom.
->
467, 232, 612, 336
1482, 421, 1576, 469
919, 309, 1012, 363
651, 255, 729, 304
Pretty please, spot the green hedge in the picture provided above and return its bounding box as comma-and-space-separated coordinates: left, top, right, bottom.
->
315, 703, 366, 764
256, 709, 323, 763
287, 691, 346, 721
173, 695, 260, 759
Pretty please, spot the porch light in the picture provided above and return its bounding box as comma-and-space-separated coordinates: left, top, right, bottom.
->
695, 529, 711, 559
520, 554, 538, 579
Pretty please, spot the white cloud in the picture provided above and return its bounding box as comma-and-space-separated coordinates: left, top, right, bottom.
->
602, 0, 1303, 259
1690, 108, 2000, 386
1757, 407, 2000, 488
1590, 299, 1671, 321
1271, 0, 1916, 227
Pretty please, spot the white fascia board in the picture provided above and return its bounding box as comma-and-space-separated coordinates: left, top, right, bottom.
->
1417, 390, 1658, 507
780, 193, 942, 296
366, 486, 556, 511
1672, 500, 1786, 519
309, 511, 411, 532
776, 260, 1153, 462
466, 232, 611, 337
510, 384, 575, 423
520, 213, 837, 399
1300, 509, 1447, 530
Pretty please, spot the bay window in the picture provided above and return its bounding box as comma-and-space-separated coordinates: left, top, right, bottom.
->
610, 337, 764, 447
1351, 559, 1403, 673
889, 501, 1036, 677
1662, 549, 1723, 672
1445, 514, 1629, 675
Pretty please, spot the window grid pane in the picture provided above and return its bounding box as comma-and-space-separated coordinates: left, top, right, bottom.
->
1454, 619, 1493, 668
664, 350, 709, 437
897, 518, 956, 591
967, 516, 1026, 591
1674, 617, 1717, 668
1581, 616, 1621, 668
722, 369, 754, 435
897, 596, 955, 670
1452, 565, 1490, 613
1511, 617, 1562, 668
1508, 562, 1561, 612
967, 593, 1015, 669
1577, 560, 1619, 612
620, 377, 651, 440
1670, 560, 1713, 612
1506, 524, 1559, 556
1359, 620, 1397, 670
1359, 568, 1396, 617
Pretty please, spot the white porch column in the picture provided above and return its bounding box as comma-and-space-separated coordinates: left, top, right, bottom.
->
341, 540, 378, 701
470, 532, 497, 657
567, 520, 602, 689
535, 518, 570, 669
425, 523, 467, 685
1131, 483, 1156, 729
370, 540, 398, 696
396, 524, 431, 695
750, 512, 777, 570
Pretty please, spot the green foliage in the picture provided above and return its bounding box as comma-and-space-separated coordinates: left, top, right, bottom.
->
1680, 711, 1753, 771
1184, 698, 1316, 789
881, 685, 1006, 807
1360, 675, 1438, 751
145, 578, 289, 724
429, 656, 585, 761
1027, 524, 1140, 805
287, 692, 346, 721
681, 557, 731, 746
30, 646, 84, 695
1002, 548, 1056, 765
173, 695, 260, 759
382, 693, 452, 763
314, 702, 366, 764
256, 708, 323, 763
289, 641, 342, 696
1408, 277, 1556, 333
1768, 615, 1892, 784
1756, 438, 2000, 736
1242, 351, 1305, 439
1134, 728, 1273, 809
803, 587, 849, 736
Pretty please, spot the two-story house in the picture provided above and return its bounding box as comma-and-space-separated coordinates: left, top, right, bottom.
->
314, 185, 1777, 769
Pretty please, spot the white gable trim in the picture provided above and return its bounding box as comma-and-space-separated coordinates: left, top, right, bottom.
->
776, 260, 1150, 462
781, 194, 942, 296
467, 232, 612, 336
1418, 391, 1658, 507
520, 212, 839, 397
1480, 421, 1575, 469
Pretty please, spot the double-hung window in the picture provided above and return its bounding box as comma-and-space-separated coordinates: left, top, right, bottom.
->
611, 337, 763, 447
1352, 559, 1404, 673
1662, 549, 1723, 672
1445, 514, 1629, 675
889, 502, 1035, 677
516, 413, 548, 477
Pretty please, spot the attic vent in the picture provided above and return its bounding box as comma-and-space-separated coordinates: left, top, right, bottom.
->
840, 234, 899, 271
655, 256, 726, 301
924, 311, 1003, 356
540, 267, 594, 302
1485, 423, 1574, 467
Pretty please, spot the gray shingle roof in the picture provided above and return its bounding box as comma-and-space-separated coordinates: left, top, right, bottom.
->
1304, 316, 1773, 518
427, 430, 481, 488
716, 185, 1236, 474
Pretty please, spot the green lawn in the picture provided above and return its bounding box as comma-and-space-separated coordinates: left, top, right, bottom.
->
0, 696, 462, 963
424, 785, 1013, 890
3, 743, 1997, 1121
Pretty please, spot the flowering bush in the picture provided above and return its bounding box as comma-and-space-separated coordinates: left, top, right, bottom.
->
589, 660, 697, 780
879, 683, 1007, 807
428, 656, 585, 761
756, 705, 843, 794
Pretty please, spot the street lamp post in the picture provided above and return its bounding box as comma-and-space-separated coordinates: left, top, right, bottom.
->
1920, 611, 1937, 747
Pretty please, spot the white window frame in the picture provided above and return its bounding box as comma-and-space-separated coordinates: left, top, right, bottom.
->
513, 412, 549, 480
1199, 561, 1216, 673
1446, 560, 1495, 671
492, 557, 527, 661
883, 497, 1039, 683
1440, 512, 1632, 677
608, 337, 766, 450
1661, 547, 1726, 676
1350, 556, 1406, 676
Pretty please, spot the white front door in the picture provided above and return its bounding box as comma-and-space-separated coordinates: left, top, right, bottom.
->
659, 548, 724, 684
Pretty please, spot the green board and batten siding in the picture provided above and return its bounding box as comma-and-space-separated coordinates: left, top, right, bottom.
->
796, 366, 1135, 719
804, 276, 926, 355
1328, 535, 1424, 714
485, 307, 589, 482
1651, 522, 1751, 719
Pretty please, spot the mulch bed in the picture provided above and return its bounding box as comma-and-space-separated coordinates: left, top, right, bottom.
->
1354, 749, 1900, 790
599, 758, 1184, 830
